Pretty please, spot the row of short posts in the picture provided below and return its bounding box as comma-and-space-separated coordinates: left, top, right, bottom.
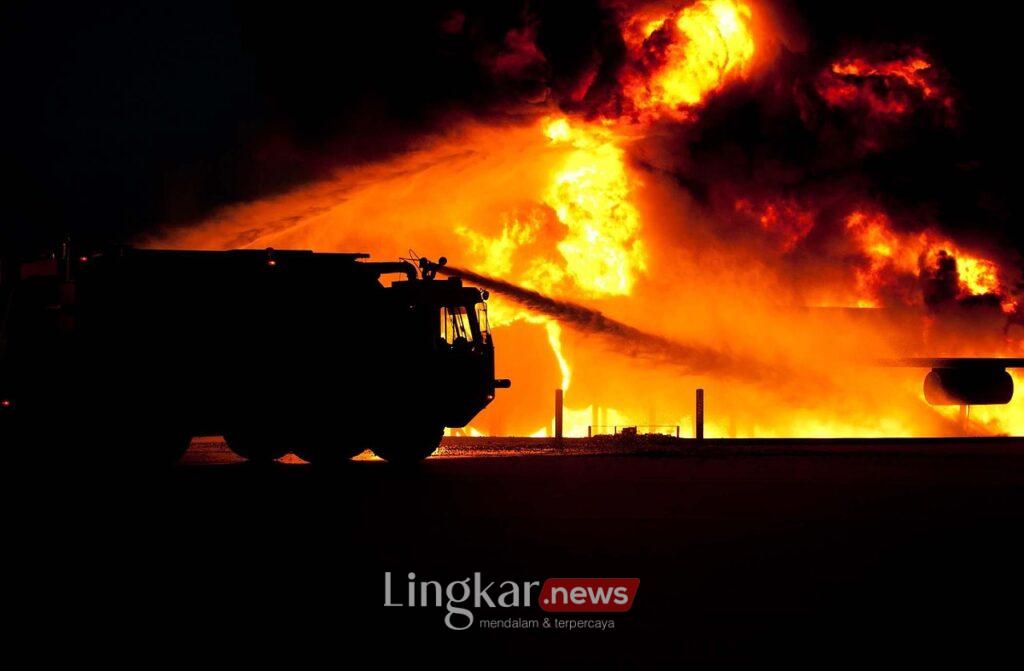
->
557, 388, 705, 442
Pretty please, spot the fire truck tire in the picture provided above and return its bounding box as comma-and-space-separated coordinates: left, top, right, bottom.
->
107, 430, 192, 467
370, 425, 444, 464
224, 431, 290, 462
146, 433, 192, 466
294, 442, 364, 465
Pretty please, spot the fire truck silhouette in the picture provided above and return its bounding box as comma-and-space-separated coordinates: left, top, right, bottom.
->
0, 245, 509, 465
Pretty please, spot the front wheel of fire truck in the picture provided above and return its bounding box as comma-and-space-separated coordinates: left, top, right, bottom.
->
294, 441, 365, 466
370, 425, 444, 464
223, 430, 291, 463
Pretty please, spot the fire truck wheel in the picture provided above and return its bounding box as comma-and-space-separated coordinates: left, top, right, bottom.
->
223, 431, 290, 462
370, 425, 444, 464
148, 433, 192, 466
294, 442, 364, 466
107, 431, 192, 468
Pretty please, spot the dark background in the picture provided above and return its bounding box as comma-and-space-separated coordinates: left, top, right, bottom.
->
18, 443, 1024, 664
6, 4, 1024, 660
2, 0, 1020, 253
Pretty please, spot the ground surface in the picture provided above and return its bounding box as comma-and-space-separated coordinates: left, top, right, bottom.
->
16, 436, 1024, 664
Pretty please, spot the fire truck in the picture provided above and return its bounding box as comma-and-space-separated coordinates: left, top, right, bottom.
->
0, 244, 509, 465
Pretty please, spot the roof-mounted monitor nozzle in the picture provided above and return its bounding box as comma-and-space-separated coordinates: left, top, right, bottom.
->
419, 256, 447, 281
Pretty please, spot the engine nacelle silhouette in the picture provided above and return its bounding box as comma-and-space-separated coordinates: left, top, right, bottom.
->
923, 367, 1014, 406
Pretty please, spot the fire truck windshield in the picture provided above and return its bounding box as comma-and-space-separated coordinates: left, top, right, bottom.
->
441, 306, 475, 344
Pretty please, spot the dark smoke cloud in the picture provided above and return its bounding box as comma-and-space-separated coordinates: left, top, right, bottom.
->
3, 0, 1020, 269
439, 265, 774, 381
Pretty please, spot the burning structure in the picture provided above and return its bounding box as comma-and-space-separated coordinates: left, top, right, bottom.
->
151, 0, 1023, 438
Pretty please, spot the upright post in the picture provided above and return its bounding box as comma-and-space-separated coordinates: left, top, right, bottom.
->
555, 388, 564, 439
695, 388, 704, 441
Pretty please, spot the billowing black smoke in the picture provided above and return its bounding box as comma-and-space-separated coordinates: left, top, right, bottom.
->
4, 0, 1020, 274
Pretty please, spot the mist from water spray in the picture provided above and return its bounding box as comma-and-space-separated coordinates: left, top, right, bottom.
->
438, 264, 774, 382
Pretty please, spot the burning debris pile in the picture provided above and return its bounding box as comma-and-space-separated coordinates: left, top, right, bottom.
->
156, 0, 1023, 438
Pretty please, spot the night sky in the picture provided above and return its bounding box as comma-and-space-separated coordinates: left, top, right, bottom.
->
3, 0, 1020, 259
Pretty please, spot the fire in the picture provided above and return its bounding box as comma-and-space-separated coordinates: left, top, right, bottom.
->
460, 116, 646, 435
155, 112, 1024, 438
155, 5, 1024, 440
832, 55, 937, 99
734, 197, 816, 251
620, 0, 758, 119
957, 257, 1001, 297
940, 371, 1024, 436
816, 49, 953, 119
845, 210, 1007, 308
542, 117, 646, 296
453, 117, 645, 299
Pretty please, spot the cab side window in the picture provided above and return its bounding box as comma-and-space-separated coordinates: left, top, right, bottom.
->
475, 302, 489, 344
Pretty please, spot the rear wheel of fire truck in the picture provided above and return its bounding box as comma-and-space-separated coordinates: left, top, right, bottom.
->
107, 429, 192, 468
223, 430, 290, 463
74, 397, 191, 468
370, 425, 444, 464
294, 441, 364, 466
143, 432, 192, 466
0, 401, 25, 457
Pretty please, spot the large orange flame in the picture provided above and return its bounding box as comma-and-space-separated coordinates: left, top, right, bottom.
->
845, 210, 1009, 310
620, 0, 758, 119
816, 49, 954, 119
155, 2, 1024, 439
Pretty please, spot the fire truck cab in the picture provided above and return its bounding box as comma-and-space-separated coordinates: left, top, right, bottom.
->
0, 245, 509, 465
